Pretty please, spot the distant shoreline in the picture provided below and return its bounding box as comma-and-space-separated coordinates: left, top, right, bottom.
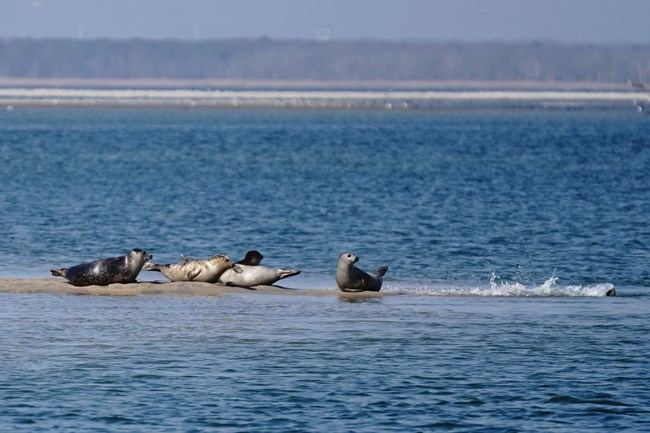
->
0, 86, 640, 110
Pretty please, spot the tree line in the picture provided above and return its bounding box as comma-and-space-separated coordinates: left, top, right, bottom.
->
0, 37, 648, 84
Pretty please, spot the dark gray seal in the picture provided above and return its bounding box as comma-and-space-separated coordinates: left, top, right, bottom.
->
336, 252, 388, 292
50, 249, 152, 286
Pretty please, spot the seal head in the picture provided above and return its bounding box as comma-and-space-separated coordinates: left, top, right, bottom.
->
238, 250, 264, 266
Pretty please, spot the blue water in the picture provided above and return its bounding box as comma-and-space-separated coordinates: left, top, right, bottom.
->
1, 108, 649, 289
1, 107, 649, 431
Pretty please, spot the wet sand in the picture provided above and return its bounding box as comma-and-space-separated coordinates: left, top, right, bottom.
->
0, 278, 384, 298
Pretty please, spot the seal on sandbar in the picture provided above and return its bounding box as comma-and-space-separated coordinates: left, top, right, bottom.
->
143, 254, 233, 282
336, 252, 388, 292
218, 250, 300, 287
50, 248, 152, 286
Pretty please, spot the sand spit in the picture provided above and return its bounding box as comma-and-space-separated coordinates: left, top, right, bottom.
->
0, 88, 641, 110
0, 278, 385, 299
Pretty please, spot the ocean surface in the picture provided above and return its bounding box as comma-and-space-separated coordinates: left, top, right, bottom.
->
1, 106, 649, 431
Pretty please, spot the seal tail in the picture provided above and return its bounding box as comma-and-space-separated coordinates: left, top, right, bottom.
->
143, 262, 162, 272
50, 268, 68, 278
277, 269, 301, 280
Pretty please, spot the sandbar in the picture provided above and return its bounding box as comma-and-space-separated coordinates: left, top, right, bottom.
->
0, 278, 384, 298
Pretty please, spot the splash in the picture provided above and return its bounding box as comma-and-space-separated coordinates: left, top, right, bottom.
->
383, 272, 616, 297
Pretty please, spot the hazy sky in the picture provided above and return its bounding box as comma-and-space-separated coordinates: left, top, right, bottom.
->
1, 0, 649, 43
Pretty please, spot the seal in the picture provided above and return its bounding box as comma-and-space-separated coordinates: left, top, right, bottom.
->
219, 264, 300, 287
335, 252, 388, 292
143, 254, 233, 282
50, 248, 152, 286
210, 250, 300, 287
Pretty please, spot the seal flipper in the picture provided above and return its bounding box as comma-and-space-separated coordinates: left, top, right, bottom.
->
143, 262, 162, 272
50, 268, 68, 278
374, 265, 389, 278
187, 268, 202, 281
277, 269, 301, 280
181, 254, 193, 262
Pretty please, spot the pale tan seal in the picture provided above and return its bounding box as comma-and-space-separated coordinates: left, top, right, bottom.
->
50, 249, 152, 286
335, 252, 388, 292
143, 254, 233, 282
204, 250, 300, 287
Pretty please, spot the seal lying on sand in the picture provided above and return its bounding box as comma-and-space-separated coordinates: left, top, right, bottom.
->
50, 249, 152, 286
143, 255, 233, 282
184, 250, 300, 287
336, 252, 388, 292
219, 264, 301, 287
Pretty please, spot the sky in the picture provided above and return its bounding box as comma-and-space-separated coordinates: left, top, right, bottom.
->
1, 0, 649, 43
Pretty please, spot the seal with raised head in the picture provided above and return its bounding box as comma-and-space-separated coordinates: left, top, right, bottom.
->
50, 248, 152, 286
215, 250, 300, 287
336, 252, 388, 292
143, 254, 233, 282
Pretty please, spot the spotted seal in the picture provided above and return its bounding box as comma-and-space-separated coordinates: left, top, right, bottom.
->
50, 248, 152, 286
335, 252, 388, 292
143, 254, 233, 282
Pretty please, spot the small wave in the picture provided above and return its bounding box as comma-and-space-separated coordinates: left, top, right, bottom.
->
383, 274, 616, 297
